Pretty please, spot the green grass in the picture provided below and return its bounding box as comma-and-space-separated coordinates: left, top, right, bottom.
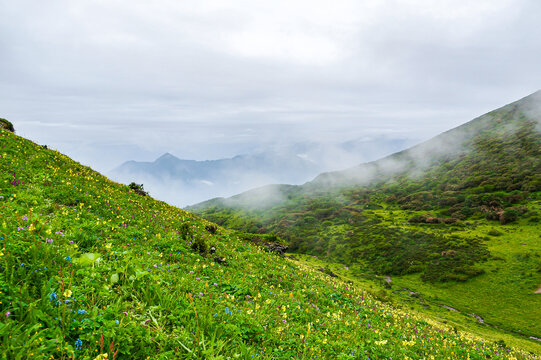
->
392, 217, 541, 336
2, 129, 541, 359
194, 196, 541, 352
354, 204, 541, 338
292, 252, 541, 355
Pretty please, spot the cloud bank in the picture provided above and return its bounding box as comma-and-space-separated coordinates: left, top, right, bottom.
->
0, 0, 539, 173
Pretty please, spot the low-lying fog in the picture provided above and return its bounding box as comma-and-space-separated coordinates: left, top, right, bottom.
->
107, 136, 418, 207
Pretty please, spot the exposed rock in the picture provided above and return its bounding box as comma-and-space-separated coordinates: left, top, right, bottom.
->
469, 313, 485, 324
376, 275, 392, 284
403, 288, 420, 297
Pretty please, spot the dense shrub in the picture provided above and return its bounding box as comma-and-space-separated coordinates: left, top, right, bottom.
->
191, 234, 208, 256
0, 118, 14, 132
500, 209, 519, 224
128, 182, 147, 196
487, 228, 503, 236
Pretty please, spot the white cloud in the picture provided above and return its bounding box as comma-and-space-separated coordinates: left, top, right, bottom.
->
0, 0, 539, 176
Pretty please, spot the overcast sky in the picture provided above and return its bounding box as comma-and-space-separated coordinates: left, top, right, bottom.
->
1, 0, 540, 172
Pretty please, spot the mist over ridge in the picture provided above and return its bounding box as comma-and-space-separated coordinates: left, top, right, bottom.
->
190, 90, 541, 211
108, 135, 416, 207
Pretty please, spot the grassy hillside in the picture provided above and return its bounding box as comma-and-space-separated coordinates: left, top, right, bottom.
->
3, 129, 540, 358
191, 92, 541, 343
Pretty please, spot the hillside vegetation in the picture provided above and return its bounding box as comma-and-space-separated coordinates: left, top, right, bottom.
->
4, 128, 541, 358
191, 92, 541, 341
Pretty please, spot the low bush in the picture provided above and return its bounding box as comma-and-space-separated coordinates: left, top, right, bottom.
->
0, 118, 14, 132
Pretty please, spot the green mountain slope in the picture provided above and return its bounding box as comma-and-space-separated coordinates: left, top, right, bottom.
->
191, 92, 541, 340
3, 127, 540, 358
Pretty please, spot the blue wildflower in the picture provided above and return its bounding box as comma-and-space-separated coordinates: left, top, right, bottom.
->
49, 292, 57, 301
75, 338, 82, 350
66, 256, 71, 261
77, 309, 87, 314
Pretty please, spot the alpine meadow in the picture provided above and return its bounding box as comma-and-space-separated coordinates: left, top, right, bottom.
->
2, 90, 541, 359
3, 0, 541, 358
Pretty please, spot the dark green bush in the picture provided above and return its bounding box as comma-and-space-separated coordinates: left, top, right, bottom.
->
487, 229, 503, 237
408, 214, 428, 223
191, 235, 208, 256
128, 182, 147, 196
500, 209, 519, 224
0, 118, 14, 132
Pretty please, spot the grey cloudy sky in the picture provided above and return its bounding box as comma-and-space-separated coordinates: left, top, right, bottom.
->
1, 0, 540, 172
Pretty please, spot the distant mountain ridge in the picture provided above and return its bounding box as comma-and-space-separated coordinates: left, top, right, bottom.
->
109, 150, 321, 207
109, 136, 416, 206
195, 90, 541, 208
310, 90, 541, 188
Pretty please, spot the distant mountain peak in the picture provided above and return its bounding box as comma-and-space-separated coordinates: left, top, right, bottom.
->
156, 152, 178, 161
